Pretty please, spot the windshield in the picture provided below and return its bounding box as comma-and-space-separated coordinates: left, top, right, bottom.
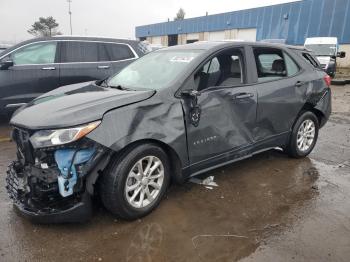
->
305, 44, 337, 56
107, 50, 203, 90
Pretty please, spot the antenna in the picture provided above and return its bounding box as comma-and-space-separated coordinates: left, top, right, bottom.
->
67, 0, 73, 35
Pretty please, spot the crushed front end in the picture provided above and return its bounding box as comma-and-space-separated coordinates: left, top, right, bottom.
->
6, 124, 109, 223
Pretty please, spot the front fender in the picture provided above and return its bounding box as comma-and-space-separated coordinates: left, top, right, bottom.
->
86, 97, 189, 167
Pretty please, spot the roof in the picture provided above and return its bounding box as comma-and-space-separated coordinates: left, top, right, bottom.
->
136, 0, 350, 45
159, 41, 311, 52
304, 37, 338, 45
1, 36, 141, 57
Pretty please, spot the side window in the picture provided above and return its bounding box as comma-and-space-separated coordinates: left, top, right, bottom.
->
10, 42, 57, 65
284, 52, 299, 76
61, 41, 98, 63
202, 57, 220, 74
194, 49, 244, 91
99, 43, 135, 61
254, 48, 287, 82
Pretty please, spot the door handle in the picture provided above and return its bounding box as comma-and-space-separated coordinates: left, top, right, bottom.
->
295, 81, 304, 87
97, 65, 110, 69
234, 93, 254, 99
41, 67, 56, 70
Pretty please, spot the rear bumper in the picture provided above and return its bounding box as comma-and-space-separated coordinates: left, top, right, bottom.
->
6, 162, 93, 224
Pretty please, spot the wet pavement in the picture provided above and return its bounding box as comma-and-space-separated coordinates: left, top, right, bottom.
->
0, 85, 349, 262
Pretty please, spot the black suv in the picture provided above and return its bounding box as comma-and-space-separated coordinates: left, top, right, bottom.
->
0, 36, 146, 116
6, 41, 331, 223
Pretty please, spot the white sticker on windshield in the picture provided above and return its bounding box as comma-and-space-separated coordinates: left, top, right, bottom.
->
170, 56, 195, 63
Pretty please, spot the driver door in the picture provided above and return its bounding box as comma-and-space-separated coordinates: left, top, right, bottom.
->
181, 47, 257, 172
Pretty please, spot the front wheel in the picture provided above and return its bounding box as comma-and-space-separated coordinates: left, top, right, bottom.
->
100, 143, 170, 220
286, 111, 319, 158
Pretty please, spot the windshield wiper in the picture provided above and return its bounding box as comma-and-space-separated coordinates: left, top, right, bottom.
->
109, 85, 134, 91
96, 78, 109, 87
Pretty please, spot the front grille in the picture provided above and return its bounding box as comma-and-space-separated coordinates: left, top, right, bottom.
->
6, 163, 23, 203
12, 127, 35, 164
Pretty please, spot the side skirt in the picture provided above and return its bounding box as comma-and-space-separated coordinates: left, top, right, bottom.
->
182, 132, 290, 180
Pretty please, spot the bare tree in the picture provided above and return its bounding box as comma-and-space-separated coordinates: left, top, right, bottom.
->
28, 17, 61, 37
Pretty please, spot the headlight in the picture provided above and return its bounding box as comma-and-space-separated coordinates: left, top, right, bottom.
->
30, 121, 101, 148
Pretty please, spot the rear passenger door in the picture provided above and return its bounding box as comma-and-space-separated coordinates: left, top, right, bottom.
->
98, 42, 138, 75
58, 41, 113, 87
252, 46, 306, 142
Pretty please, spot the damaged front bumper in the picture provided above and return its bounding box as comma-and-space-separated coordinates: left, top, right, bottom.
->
5, 129, 110, 223
7, 162, 93, 223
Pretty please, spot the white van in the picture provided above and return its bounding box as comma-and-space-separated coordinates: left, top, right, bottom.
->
304, 37, 346, 77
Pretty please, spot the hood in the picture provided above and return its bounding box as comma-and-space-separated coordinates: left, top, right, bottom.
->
10, 81, 155, 129
316, 56, 332, 65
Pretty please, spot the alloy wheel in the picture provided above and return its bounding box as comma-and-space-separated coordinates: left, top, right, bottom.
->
297, 119, 316, 152
125, 156, 164, 209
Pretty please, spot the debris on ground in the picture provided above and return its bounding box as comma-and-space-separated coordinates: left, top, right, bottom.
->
190, 176, 218, 189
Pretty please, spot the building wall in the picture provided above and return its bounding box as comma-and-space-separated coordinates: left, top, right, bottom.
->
136, 0, 350, 46
338, 44, 350, 67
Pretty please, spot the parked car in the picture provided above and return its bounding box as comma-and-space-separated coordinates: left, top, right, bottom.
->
6, 41, 331, 223
0, 43, 11, 54
304, 37, 346, 78
0, 36, 146, 117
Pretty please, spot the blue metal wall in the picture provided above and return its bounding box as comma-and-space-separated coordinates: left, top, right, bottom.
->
135, 0, 350, 45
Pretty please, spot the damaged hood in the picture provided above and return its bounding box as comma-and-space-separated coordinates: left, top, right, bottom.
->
10, 81, 155, 129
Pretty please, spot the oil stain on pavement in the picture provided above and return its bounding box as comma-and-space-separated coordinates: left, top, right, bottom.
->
0, 86, 349, 262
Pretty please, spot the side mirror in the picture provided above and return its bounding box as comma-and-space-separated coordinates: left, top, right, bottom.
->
180, 89, 201, 98
337, 51, 346, 58
181, 89, 202, 127
0, 60, 14, 70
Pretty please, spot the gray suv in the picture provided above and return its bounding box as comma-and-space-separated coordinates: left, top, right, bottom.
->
0, 36, 146, 116
6, 41, 331, 223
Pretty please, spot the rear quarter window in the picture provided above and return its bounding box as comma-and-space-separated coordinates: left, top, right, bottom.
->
99, 43, 135, 61
301, 52, 321, 68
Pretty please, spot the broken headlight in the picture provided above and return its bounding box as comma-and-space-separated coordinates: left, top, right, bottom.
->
30, 121, 101, 148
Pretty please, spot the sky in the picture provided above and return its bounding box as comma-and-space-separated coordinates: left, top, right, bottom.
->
0, 0, 299, 43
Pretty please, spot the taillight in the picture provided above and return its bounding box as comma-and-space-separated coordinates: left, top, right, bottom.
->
324, 75, 331, 87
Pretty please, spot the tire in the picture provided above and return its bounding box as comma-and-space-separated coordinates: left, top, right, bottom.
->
100, 143, 170, 220
286, 111, 319, 158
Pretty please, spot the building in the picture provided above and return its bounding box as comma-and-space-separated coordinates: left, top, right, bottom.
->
136, 0, 350, 67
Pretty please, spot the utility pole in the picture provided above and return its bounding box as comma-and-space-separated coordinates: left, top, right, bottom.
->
67, 0, 73, 35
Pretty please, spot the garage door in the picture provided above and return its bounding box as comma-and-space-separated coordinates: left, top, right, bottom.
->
237, 28, 257, 42
208, 31, 225, 41
151, 36, 162, 45
187, 33, 199, 41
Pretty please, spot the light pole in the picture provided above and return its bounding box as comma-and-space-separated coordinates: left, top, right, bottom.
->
67, 0, 73, 35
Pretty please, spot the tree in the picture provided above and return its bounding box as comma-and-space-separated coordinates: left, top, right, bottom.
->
174, 8, 185, 21
28, 17, 61, 37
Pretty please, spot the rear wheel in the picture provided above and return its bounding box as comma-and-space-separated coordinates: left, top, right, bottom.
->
100, 143, 170, 220
286, 111, 319, 158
